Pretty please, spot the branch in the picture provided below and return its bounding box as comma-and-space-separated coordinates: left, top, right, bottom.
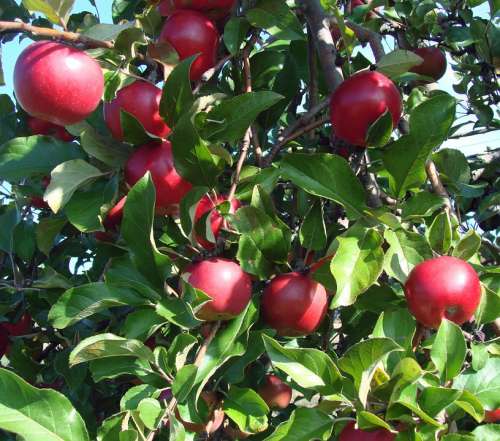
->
345, 20, 385, 62
0, 20, 113, 49
194, 321, 221, 366
425, 160, 452, 215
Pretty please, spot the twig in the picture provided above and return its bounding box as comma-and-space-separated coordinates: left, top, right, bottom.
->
360, 151, 383, 208
193, 53, 233, 94
252, 125, 263, 167
274, 115, 330, 153
425, 160, 452, 215
194, 321, 221, 366
0, 20, 113, 49
344, 20, 385, 62
307, 24, 319, 110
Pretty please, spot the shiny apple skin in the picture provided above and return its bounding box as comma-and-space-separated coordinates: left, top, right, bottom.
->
103, 80, 170, 140
339, 422, 395, 441
410, 47, 447, 82
103, 196, 127, 231
262, 272, 328, 336
194, 194, 241, 249
125, 140, 192, 208
404, 256, 481, 329
159, 10, 219, 81
158, 0, 235, 20
183, 257, 252, 321
258, 374, 292, 409
27, 116, 74, 142
14, 41, 103, 126
485, 409, 500, 423
330, 70, 402, 147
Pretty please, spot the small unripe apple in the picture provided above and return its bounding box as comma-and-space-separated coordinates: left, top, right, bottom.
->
14, 41, 103, 126
183, 257, 252, 321
102, 196, 127, 231
27, 116, 74, 142
103, 80, 170, 140
194, 194, 241, 249
159, 10, 219, 81
484, 409, 500, 423
404, 256, 481, 329
409, 47, 447, 82
125, 140, 192, 209
176, 391, 224, 434
262, 272, 328, 336
258, 374, 292, 409
2, 313, 32, 336
339, 422, 395, 441
330, 70, 402, 147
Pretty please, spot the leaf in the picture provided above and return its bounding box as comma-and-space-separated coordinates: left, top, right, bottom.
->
44, 159, 105, 213
224, 17, 250, 55
376, 49, 424, 78
155, 296, 203, 330
22, 0, 75, 25
0, 206, 20, 253
262, 335, 342, 395
431, 319, 467, 382
120, 110, 156, 145
419, 387, 462, 417
121, 174, 171, 289
0, 136, 84, 182
80, 127, 132, 167
223, 386, 269, 434
428, 211, 453, 254
69, 333, 154, 366
0, 368, 90, 441
338, 338, 403, 406
401, 192, 446, 219
35, 217, 66, 256
166, 334, 198, 373
200, 91, 283, 144
172, 364, 198, 402
121, 384, 157, 411
262, 407, 333, 441
357, 411, 393, 431
366, 110, 394, 147
432, 148, 471, 188
138, 398, 162, 431
299, 201, 327, 251
280, 153, 367, 219
452, 229, 481, 261
475, 279, 500, 325
455, 389, 484, 422
48, 282, 150, 329
472, 424, 500, 439
384, 94, 456, 198
179, 186, 209, 238
330, 226, 385, 307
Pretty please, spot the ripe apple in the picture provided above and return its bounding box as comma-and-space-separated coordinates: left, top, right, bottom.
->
103, 80, 170, 140
258, 374, 292, 409
262, 272, 328, 336
485, 409, 500, 423
183, 257, 252, 321
158, 0, 234, 21
0, 327, 9, 358
14, 41, 103, 126
339, 422, 395, 441
404, 256, 481, 329
27, 116, 74, 142
125, 140, 192, 209
30, 175, 51, 209
330, 70, 402, 147
159, 10, 219, 81
2, 313, 32, 336
194, 194, 241, 249
176, 391, 225, 434
409, 47, 447, 82
102, 196, 127, 231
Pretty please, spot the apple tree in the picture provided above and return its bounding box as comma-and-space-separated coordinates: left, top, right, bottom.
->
0, 0, 499, 440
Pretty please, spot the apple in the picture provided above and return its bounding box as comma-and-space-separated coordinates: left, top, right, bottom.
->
159, 10, 219, 81
14, 41, 103, 126
194, 194, 241, 249
125, 140, 192, 209
262, 272, 328, 336
183, 257, 252, 321
176, 391, 224, 434
349, 0, 377, 19
258, 374, 292, 409
94, 231, 114, 242
404, 256, 481, 329
330, 70, 402, 147
0, 327, 9, 358
409, 47, 447, 82
103, 80, 170, 140
484, 409, 500, 423
158, 0, 235, 20
27, 116, 74, 142
102, 196, 127, 231
30, 175, 51, 209
2, 313, 32, 336
339, 422, 395, 441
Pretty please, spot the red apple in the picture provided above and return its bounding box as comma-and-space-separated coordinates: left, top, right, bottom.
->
94, 231, 114, 242
2, 313, 32, 336
158, 0, 235, 20
27, 116, 74, 142
339, 422, 395, 441
409, 47, 447, 82
262, 272, 328, 336
485, 409, 500, 423
194, 194, 241, 249
0, 327, 9, 358
183, 257, 252, 321
176, 391, 224, 434
103, 80, 170, 140
159, 10, 219, 81
30, 176, 50, 209
125, 140, 192, 209
404, 256, 481, 329
103, 196, 127, 231
330, 70, 402, 147
14, 41, 103, 126
258, 374, 292, 409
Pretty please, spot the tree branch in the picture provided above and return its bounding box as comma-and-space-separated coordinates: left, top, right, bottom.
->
425, 160, 452, 215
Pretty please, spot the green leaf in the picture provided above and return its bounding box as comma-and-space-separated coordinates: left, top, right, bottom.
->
431, 319, 467, 382
280, 153, 367, 219
179, 186, 209, 239
401, 192, 446, 219
357, 411, 393, 431
432, 148, 471, 188
472, 424, 500, 439
121, 384, 157, 411
155, 296, 203, 330
338, 338, 403, 406
0, 368, 90, 441
45, 159, 105, 213
455, 389, 485, 422
366, 109, 394, 147
299, 201, 327, 251
80, 127, 132, 167
223, 386, 269, 434
330, 226, 385, 307
262, 335, 342, 395
70, 333, 154, 366
475, 279, 500, 325
428, 211, 453, 254
48, 282, 150, 329
262, 407, 333, 441
120, 110, 156, 145
172, 364, 198, 402
119, 429, 138, 441
452, 229, 481, 261
138, 398, 162, 431
0, 206, 20, 253
419, 387, 461, 417
22, 0, 74, 25
200, 92, 283, 144
90, 357, 160, 384
0, 136, 84, 182
384, 94, 456, 198
376, 49, 423, 78
121, 173, 171, 289
224, 17, 250, 55
122, 309, 166, 341
35, 217, 66, 256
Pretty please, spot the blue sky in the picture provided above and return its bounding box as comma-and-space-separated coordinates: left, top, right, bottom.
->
1, 0, 498, 154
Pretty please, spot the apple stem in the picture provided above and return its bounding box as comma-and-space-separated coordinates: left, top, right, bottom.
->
194, 321, 221, 367
412, 323, 427, 352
